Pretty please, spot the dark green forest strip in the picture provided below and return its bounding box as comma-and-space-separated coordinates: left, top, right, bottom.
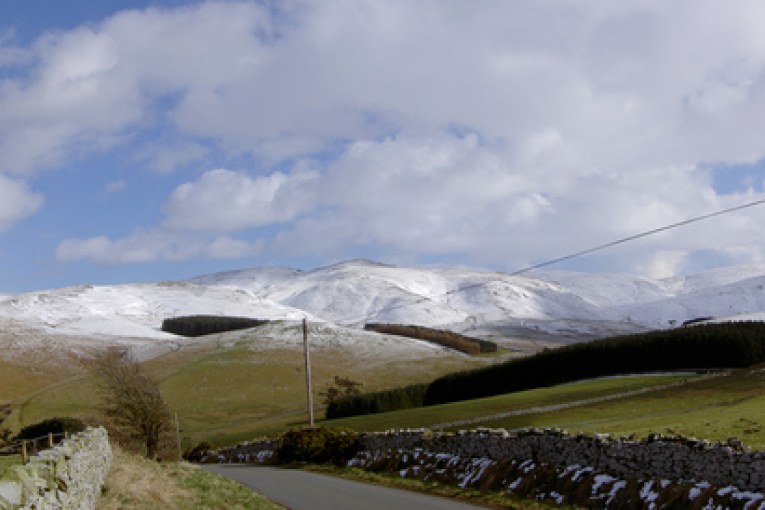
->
325, 383, 428, 419
161, 315, 269, 337
329, 322, 765, 419
364, 323, 497, 355
425, 322, 765, 405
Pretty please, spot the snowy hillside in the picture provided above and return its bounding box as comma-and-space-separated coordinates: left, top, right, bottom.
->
2, 259, 765, 357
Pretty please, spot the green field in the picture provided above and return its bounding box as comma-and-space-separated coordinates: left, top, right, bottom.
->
6, 330, 765, 452
324, 368, 765, 448
2, 339, 489, 447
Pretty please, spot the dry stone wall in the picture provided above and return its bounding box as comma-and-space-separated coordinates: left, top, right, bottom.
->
0, 427, 111, 510
357, 428, 765, 492
215, 427, 765, 507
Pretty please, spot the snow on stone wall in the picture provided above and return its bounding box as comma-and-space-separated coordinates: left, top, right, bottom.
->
351, 428, 765, 508
215, 427, 765, 508
0, 427, 111, 509
356, 428, 765, 491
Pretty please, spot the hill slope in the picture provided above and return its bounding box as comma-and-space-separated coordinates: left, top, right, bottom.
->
3, 259, 765, 359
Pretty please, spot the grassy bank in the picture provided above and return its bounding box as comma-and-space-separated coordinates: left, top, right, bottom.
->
99, 447, 284, 509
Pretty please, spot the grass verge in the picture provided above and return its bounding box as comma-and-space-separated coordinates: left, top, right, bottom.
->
98, 447, 284, 509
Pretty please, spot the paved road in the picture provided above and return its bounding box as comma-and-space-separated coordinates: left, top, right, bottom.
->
204, 464, 487, 510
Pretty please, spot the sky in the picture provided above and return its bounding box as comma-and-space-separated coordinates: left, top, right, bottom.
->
3, 1, 765, 292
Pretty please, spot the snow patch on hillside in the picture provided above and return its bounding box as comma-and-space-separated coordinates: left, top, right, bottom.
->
3, 260, 765, 359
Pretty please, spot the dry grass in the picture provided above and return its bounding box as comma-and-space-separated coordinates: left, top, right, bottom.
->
99, 447, 283, 509
99, 447, 194, 509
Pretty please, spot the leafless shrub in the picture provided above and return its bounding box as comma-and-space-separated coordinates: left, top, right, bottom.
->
90, 349, 172, 460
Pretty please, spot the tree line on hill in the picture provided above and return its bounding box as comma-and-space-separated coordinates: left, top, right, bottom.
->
325, 383, 428, 419
364, 323, 497, 355
326, 322, 765, 419
161, 315, 269, 337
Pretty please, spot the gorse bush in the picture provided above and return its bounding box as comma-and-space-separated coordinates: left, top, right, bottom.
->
161, 315, 269, 337
275, 427, 359, 465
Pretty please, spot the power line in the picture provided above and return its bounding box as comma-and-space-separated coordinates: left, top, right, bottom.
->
508, 197, 765, 276
339, 197, 765, 326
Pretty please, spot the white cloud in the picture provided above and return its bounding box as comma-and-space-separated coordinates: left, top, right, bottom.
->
140, 141, 209, 173
634, 251, 689, 280
56, 230, 256, 264
5, 1, 765, 173
0, 174, 43, 230
24, 1, 765, 275
161, 167, 318, 232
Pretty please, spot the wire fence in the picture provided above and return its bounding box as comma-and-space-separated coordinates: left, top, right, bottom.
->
0, 432, 68, 463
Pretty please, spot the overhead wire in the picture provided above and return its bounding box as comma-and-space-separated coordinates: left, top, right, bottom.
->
336, 197, 765, 326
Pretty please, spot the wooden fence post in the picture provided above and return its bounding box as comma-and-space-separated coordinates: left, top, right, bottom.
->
21, 440, 28, 464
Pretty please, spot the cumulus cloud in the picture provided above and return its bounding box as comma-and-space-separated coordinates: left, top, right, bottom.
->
28, 1, 765, 275
0, 174, 43, 230
161, 167, 318, 231
6, 1, 765, 173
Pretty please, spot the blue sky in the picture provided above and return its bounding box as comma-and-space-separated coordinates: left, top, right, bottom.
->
3, 1, 765, 292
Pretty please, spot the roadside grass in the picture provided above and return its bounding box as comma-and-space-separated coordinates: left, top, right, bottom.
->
305, 464, 580, 510
99, 447, 283, 509
321, 374, 698, 432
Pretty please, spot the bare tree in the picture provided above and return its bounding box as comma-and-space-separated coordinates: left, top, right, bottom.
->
90, 349, 172, 459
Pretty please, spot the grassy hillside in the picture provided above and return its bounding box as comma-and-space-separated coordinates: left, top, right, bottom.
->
8, 323, 765, 452
1, 335, 488, 447
326, 322, 765, 419
323, 367, 765, 449
322, 374, 696, 431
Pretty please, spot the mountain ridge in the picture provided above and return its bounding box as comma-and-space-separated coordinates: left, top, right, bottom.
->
2, 260, 765, 359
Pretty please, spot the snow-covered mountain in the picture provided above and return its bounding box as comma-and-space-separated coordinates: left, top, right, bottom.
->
3, 259, 765, 357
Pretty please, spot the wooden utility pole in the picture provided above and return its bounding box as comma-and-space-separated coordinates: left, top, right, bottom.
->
303, 318, 315, 427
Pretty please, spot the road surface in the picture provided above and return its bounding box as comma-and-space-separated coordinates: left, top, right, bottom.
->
204, 464, 487, 510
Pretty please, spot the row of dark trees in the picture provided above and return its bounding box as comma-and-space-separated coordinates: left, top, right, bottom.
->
326, 322, 765, 419
364, 323, 497, 355
325, 383, 428, 419
425, 321, 765, 405
162, 315, 269, 337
